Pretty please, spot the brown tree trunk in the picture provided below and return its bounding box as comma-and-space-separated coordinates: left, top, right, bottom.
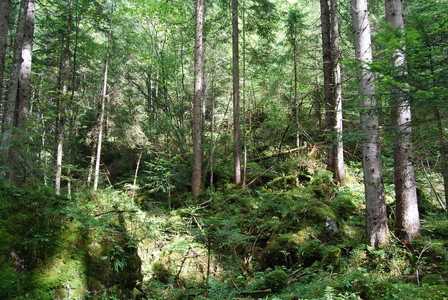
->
351, 0, 388, 247
385, 0, 420, 242
0, 0, 11, 115
320, 0, 335, 174
55, 0, 74, 195
233, 0, 241, 185
1, 0, 35, 180
192, 0, 204, 198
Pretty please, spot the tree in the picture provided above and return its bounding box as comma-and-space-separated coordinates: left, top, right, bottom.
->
192, 0, 205, 198
286, 7, 304, 148
351, 0, 388, 247
55, 0, 74, 195
232, 0, 242, 185
93, 9, 113, 192
1, 0, 35, 179
0, 0, 11, 113
385, 0, 420, 242
320, 0, 345, 184
330, 0, 345, 184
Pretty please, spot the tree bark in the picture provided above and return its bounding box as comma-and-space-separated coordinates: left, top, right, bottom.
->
0, 0, 11, 115
232, 0, 242, 185
351, 0, 388, 247
192, 0, 204, 198
55, 0, 74, 195
1, 0, 35, 178
385, 0, 420, 242
330, 0, 345, 184
320, 0, 334, 174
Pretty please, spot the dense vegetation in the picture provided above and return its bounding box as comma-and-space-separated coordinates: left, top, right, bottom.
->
1, 0, 448, 299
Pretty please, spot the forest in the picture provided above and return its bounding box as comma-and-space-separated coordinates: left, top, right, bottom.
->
1, 0, 448, 299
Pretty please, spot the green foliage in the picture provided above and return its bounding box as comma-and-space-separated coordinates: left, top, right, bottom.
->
264, 269, 288, 292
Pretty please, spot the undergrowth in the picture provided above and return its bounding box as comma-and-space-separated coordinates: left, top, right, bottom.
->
1, 155, 448, 299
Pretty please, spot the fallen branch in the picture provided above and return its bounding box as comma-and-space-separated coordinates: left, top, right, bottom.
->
231, 280, 271, 295
94, 210, 137, 217
251, 146, 306, 162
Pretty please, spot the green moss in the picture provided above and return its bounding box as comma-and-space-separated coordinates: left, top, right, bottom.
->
264, 269, 288, 292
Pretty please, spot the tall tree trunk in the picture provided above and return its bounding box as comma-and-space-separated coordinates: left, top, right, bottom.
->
320, 0, 335, 174
330, 0, 345, 183
242, 0, 247, 186
385, 0, 420, 242
351, 0, 388, 247
293, 33, 300, 148
55, 0, 74, 195
232, 0, 241, 185
1, 0, 35, 179
93, 13, 113, 192
15, 0, 35, 128
192, 0, 204, 198
0, 0, 11, 115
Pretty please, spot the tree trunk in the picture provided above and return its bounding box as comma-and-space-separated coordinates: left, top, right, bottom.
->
93, 13, 113, 192
55, 0, 74, 195
385, 0, 420, 242
330, 0, 345, 184
293, 33, 300, 148
192, 0, 204, 198
242, 0, 247, 186
0, 0, 11, 115
1, 0, 35, 179
320, 0, 335, 174
233, 0, 241, 185
351, 0, 388, 247
434, 109, 448, 216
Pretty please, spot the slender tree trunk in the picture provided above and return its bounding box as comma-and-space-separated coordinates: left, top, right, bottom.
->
210, 71, 215, 195
320, 0, 334, 174
434, 109, 448, 215
55, 0, 74, 195
192, 0, 204, 198
330, 0, 345, 184
232, 0, 242, 185
351, 0, 388, 247
93, 13, 113, 192
242, 0, 247, 186
0, 0, 11, 115
385, 0, 420, 242
293, 34, 300, 148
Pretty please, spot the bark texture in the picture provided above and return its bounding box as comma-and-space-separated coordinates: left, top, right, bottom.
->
192, 0, 204, 198
385, 0, 420, 241
1, 0, 35, 174
351, 0, 388, 247
320, 0, 334, 173
320, 0, 345, 183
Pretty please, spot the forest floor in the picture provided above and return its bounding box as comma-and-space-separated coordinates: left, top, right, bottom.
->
1, 155, 448, 299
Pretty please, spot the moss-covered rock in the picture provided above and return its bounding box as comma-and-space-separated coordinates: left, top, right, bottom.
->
264, 269, 288, 292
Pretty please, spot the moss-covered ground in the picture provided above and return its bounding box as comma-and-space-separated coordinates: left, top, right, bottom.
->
1, 155, 448, 299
